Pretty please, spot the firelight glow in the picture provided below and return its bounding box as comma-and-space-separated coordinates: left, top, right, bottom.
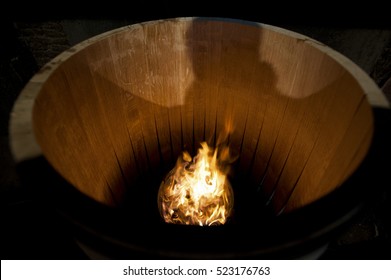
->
158, 142, 234, 226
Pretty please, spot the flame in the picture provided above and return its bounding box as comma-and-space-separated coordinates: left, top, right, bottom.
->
158, 142, 234, 226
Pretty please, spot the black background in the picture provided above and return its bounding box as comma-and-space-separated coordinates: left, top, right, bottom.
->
1, 11, 391, 259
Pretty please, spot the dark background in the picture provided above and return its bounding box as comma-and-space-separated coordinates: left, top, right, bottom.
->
1, 14, 391, 259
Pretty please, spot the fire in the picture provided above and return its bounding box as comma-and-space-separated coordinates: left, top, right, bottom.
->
158, 142, 234, 226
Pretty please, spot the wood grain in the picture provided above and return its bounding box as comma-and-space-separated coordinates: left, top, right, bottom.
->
11, 18, 388, 211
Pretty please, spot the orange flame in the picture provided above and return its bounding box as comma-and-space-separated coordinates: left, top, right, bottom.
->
158, 142, 234, 226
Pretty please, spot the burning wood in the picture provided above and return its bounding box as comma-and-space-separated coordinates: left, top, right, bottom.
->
158, 142, 234, 226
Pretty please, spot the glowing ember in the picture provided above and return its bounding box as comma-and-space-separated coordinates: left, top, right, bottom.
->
158, 142, 234, 226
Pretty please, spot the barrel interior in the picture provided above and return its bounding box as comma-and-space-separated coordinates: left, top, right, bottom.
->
32, 19, 373, 218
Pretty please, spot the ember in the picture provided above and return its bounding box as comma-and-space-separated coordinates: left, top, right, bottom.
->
158, 142, 234, 226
